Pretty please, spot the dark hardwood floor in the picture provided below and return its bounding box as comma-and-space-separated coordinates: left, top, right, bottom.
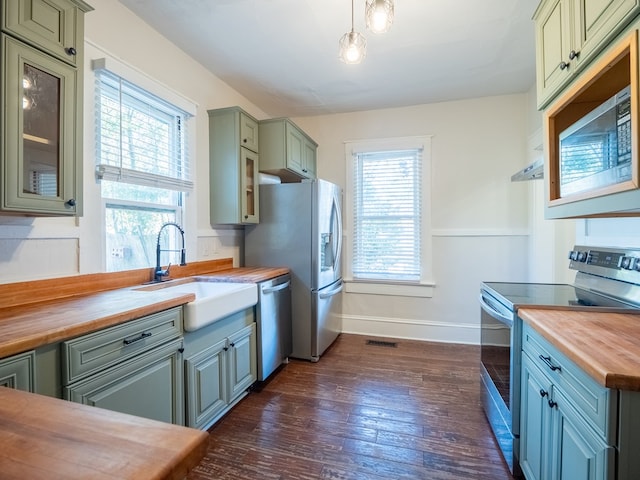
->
187, 333, 514, 480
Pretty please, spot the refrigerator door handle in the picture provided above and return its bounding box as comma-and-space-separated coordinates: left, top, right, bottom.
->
319, 281, 344, 299
332, 194, 343, 275
262, 281, 291, 294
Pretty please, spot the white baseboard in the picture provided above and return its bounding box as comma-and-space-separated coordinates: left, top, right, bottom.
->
340, 314, 479, 345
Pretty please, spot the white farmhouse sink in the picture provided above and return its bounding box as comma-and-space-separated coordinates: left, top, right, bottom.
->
138, 279, 258, 332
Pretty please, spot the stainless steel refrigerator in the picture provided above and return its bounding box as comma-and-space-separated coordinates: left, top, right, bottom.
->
245, 179, 343, 362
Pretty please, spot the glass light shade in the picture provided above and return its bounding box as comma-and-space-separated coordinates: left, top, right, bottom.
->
366, 0, 394, 34
339, 30, 367, 64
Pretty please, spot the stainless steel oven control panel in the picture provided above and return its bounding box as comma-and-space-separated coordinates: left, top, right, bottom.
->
569, 246, 640, 303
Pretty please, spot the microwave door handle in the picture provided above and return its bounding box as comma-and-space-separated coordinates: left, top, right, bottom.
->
478, 294, 513, 326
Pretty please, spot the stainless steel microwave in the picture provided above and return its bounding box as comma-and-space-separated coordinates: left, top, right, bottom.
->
558, 85, 632, 198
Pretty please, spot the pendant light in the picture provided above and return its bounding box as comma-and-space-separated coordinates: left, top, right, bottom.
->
365, 0, 394, 34
339, 0, 366, 64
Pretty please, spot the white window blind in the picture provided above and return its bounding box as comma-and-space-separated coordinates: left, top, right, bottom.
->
94, 69, 193, 191
352, 148, 422, 281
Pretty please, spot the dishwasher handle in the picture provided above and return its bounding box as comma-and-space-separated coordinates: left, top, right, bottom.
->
262, 280, 291, 294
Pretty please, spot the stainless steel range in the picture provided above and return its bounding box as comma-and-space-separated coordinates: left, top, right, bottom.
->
479, 245, 640, 476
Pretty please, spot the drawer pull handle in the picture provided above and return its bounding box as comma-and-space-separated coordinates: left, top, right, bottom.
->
123, 331, 152, 346
539, 389, 548, 398
539, 354, 561, 372
548, 399, 558, 409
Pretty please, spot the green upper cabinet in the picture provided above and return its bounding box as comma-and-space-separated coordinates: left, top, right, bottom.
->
0, 0, 92, 216
208, 107, 260, 225
534, 0, 640, 109
2, 0, 91, 67
259, 118, 318, 182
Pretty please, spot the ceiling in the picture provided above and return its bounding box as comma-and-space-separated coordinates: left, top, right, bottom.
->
117, 0, 540, 118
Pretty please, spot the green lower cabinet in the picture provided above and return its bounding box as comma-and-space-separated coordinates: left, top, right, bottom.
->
184, 308, 257, 430
0, 350, 35, 391
520, 353, 551, 480
520, 351, 614, 480
65, 338, 184, 425
227, 323, 257, 400
552, 388, 614, 480
185, 338, 228, 428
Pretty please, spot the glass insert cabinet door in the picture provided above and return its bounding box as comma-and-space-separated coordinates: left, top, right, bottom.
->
241, 147, 259, 224
1, 35, 79, 215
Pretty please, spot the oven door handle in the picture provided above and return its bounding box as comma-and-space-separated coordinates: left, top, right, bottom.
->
478, 294, 513, 326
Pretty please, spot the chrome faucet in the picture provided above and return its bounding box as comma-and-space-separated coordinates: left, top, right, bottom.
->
154, 222, 186, 282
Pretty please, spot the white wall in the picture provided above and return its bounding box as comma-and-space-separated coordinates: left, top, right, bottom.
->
0, 0, 267, 283
293, 95, 532, 344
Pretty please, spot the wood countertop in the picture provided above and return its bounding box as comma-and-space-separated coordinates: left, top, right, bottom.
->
519, 308, 640, 391
0, 288, 195, 358
0, 264, 289, 358
199, 266, 290, 283
0, 388, 208, 479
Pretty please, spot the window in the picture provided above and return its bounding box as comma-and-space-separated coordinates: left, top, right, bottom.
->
345, 136, 433, 297
94, 59, 194, 272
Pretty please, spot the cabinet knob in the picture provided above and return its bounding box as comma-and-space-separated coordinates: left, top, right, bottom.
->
65, 198, 76, 207
568, 50, 580, 60
65, 47, 77, 56
243, 138, 248, 143
229, 342, 235, 348
559, 61, 569, 70
539, 389, 548, 398
548, 399, 558, 409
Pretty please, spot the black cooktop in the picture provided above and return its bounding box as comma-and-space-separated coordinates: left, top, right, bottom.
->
482, 281, 639, 312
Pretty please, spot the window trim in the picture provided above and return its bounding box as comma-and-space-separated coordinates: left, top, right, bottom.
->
344, 135, 434, 297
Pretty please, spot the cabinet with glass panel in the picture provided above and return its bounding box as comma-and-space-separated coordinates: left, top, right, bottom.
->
0, 0, 93, 215
208, 107, 260, 225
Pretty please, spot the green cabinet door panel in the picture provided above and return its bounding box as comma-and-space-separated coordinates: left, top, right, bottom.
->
185, 338, 228, 429
552, 389, 614, 480
536, 0, 572, 108
1, 34, 81, 215
0, 350, 35, 391
239, 111, 259, 153
1, 0, 92, 66
520, 353, 552, 480
227, 323, 257, 402
65, 338, 184, 426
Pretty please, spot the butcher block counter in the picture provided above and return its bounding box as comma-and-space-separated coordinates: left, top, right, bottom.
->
0, 260, 289, 359
0, 387, 208, 480
519, 308, 640, 391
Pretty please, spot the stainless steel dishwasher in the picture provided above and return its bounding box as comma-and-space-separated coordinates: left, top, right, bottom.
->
256, 273, 292, 381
